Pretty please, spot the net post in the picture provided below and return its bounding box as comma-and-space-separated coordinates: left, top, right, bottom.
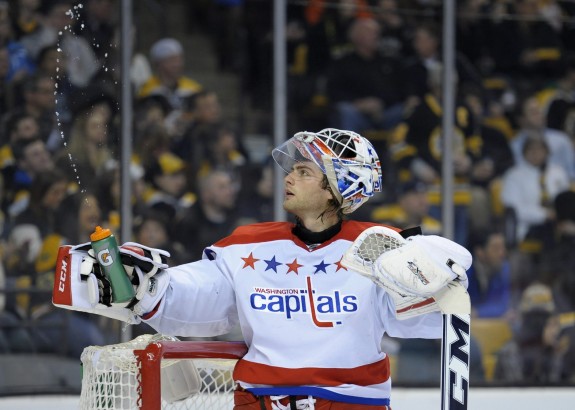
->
135, 342, 163, 410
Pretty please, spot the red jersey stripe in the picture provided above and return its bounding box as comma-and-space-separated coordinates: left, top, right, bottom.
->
233, 356, 390, 387
214, 221, 397, 248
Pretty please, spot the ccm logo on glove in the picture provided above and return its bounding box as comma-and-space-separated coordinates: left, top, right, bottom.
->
52, 246, 73, 305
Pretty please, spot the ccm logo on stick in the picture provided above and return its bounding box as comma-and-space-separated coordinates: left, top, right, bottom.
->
446, 314, 470, 409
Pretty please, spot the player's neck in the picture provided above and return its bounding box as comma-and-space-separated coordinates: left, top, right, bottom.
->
293, 218, 342, 245
295, 212, 340, 233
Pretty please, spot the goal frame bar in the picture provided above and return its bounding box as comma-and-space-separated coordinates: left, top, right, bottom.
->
135, 340, 248, 410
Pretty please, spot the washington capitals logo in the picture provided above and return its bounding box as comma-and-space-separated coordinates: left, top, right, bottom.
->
250, 277, 358, 328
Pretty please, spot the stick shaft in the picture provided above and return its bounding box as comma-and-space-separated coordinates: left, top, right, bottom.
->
441, 313, 470, 410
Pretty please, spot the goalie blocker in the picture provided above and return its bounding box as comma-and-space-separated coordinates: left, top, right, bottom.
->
52, 242, 171, 323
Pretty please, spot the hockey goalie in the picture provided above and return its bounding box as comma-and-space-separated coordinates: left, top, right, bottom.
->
53, 128, 471, 410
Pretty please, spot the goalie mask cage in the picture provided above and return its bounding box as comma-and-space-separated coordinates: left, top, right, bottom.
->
80, 334, 248, 410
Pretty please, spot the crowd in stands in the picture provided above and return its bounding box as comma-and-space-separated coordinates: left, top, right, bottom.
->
0, 0, 574, 387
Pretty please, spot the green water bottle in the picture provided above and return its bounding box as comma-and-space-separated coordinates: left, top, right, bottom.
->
90, 226, 135, 303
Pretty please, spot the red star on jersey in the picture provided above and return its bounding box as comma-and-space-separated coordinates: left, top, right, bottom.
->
335, 256, 348, 272
241, 252, 259, 269
286, 258, 303, 275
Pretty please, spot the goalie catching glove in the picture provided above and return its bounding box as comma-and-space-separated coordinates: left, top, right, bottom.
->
52, 242, 171, 323
341, 226, 472, 319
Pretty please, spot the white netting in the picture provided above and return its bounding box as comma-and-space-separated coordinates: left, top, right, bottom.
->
353, 231, 403, 265
341, 227, 405, 276
80, 334, 238, 410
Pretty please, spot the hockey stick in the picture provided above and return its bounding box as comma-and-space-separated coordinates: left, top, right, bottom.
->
341, 227, 470, 410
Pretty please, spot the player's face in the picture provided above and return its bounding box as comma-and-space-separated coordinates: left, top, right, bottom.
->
283, 162, 332, 217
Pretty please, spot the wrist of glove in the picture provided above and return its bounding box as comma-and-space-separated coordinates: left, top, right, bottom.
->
73, 242, 171, 316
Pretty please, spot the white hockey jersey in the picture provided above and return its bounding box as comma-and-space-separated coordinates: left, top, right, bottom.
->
144, 220, 443, 406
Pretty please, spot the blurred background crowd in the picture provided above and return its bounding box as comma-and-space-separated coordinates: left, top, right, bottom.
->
0, 0, 574, 392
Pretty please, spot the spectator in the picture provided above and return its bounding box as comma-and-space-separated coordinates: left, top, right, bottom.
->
193, 122, 248, 184
3, 73, 58, 149
54, 108, 115, 193
544, 312, 575, 383
0, 257, 36, 353
501, 134, 570, 248
461, 84, 515, 232
305, 0, 373, 71
9, 0, 42, 39
403, 21, 482, 101
35, 44, 74, 128
0, 44, 12, 114
467, 229, 513, 318
133, 96, 172, 140
134, 122, 172, 171
9, 168, 68, 242
171, 90, 223, 162
536, 57, 575, 137
208, 0, 244, 72
2, 137, 54, 218
72, 0, 118, 61
456, 0, 493, 76
29, 191, 108, 358
493, 283, 558, 383
142, 151, 195, 222
137, 37, 203, 112
236, 161, 274, 224
511, 96, 575, 180
374, 0, 413, 60
486, 0, 564, 88
132, 209, 187, 266
0, 5, 35, 83
5, 169, 69, 316
325, 17, 406, 133
0, 112, 40, 169
389, 65, 473, 246
173, 169, 240, 259
370, 179, 442, 235
93, 160, 146, 233
19, 0, 99, 88
539, 190, 575, 313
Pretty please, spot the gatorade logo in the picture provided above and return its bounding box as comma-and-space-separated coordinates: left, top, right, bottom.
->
97, 248, 114, 266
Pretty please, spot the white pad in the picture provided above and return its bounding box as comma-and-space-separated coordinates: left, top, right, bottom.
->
342, 226, 472, 318
374, 238, 460, 297
161, 359, 202, 403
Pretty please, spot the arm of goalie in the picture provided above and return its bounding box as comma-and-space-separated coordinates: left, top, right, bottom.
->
52, 244, 170, 322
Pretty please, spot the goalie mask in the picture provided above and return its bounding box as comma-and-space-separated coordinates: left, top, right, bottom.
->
272, 128, 382, 214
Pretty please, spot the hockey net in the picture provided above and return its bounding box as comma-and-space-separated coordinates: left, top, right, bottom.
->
80, 334, 248, 410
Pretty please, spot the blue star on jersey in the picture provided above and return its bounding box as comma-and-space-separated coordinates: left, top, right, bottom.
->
264, 256, 282, 273
313, 260, 330, 274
